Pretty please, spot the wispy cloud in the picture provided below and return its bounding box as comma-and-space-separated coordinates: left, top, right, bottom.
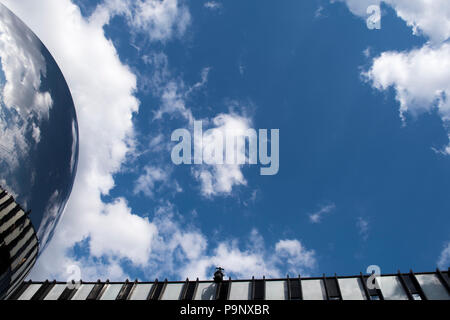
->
204, 1, 222, 11
340, 0, 450, 153
438, 242, 450, 269
308, 203, 336, 223
356, 217, 369, 241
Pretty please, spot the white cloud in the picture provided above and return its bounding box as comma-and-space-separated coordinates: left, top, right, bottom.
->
315, 6, 325, 18
96, 0, 191, 42
87, 198, 157, 266
438, 242, 450, 269
364, 43, 450, 124
131, 0, 190, 41
308, 203, 336, 223
337, 1, 450, 153
275, 239, 317, 273
193, 112, 252, 197
133, 165, 181, 198
204, 2, 222, 11
356, 217, 369, 241
181, 228, 317, 280
143, 53, 251, 198
336, 0, 450, 41
337, 0, 450, 43
333, 0, 381, 16
384, 0, 450, 44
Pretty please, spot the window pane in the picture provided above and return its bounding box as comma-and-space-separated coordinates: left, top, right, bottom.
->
265, 281, 288, 300
160, 283, 183, 300
416, 274, 450, 300
229, 282, 251, 300
44, 284, 67, 300
301, 280, 326, 300
18, 284, 41, 300
100, 284, 123, 300
71, 284, 95, 300
378, 276, 408, 300
129, 284, 153, 300
194, 282, 216, 300
338, 278, 366, 300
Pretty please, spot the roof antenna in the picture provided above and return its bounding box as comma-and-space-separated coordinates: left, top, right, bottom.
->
214, 267, 225, 283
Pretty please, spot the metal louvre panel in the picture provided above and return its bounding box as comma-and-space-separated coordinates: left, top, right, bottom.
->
17, 283, 41, 300
0, 209, 24, 234
378, 276, 409, 300
265, 281, 288, 300
0, 204, 20, 226
99, 284, 123, 300
302, 280, 327, 300
160, 283, 184, 300
229, 282, 251, 300
416, 274, 450, 300
128, 283, 153, 300
194, 282, 216, 300
0, 196, 14, 212
71, 284, 95, 300
7, 254, 37, 297
183, 281, 197, 300
10, 247, 37, 283
11, 236, 37, 270
9, 227, 34, 258
0, 202, 16, 220
44, 284, 67, 300
3, 218, 30, 245
338, 278, 366, 300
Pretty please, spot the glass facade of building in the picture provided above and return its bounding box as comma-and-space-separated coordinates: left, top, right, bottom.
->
7, 270, 450, 300
0, 186, 39, 300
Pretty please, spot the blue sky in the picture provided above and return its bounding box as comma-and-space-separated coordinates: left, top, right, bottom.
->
2, 0, 449, 281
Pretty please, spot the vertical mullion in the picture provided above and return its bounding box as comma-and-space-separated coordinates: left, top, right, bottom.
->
263, 276, 266, 300
359, 272, 371, 300
126, 280, 139, 300
322, 274, 330, 300
226, 277, 232, 300
436, 268, 450, 295
193, 278, 199, 300
251, 276, 255, 300
180, 278, 189, 300
148, 279, 158, 300
286, 275, 291, 300
298, 275, 303, 300
397, 270, 413, 300
334, 274, 342, 300
116, 280, 133, 300
409, 270, 427, 300
157, 279, 168, 300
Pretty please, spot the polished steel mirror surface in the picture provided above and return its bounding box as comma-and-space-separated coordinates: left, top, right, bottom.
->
0, 3, 78, 252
